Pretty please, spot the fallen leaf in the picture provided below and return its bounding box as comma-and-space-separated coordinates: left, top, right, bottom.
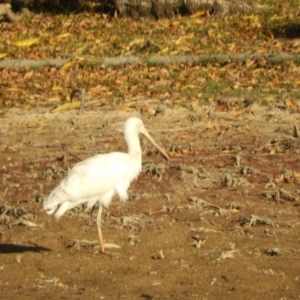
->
178, 134, 191, 139
181, 84, 198, 91
191, 10, 208, 18
56, 33, 72, 39
5, 87, 23, 93
50, 102, 81, 113
127, 38, 145, 50
12, 38, 39, 47
27, 119, 45, 128
286, 99, 298, 109
160, 47, 169, 54
60, 60, 79, 71
52, 86, 64, 92
293, 172, 300, 178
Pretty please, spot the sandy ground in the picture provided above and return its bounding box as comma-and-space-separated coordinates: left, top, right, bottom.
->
1, 101, 300, 299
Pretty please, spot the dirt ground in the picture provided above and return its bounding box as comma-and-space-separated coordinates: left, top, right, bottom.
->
1, 101, 300, 299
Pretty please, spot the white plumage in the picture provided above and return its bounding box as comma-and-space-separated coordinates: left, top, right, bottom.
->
43, 117, 169, 254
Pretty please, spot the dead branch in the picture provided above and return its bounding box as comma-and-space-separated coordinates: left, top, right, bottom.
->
115, 0, 261, 18
1, 53, 300, 70
0, 3, 30, 22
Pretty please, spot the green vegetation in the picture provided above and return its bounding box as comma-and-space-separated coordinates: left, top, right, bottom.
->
1, 0, 300, 108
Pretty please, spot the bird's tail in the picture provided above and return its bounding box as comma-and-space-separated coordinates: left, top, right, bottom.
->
43, 185, 71, 218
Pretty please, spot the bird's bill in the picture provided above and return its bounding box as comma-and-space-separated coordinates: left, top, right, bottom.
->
141, 126, 169, 161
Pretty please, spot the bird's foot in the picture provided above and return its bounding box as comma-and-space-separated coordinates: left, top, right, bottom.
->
95, 243, 121, 256
98, 248, 116, 256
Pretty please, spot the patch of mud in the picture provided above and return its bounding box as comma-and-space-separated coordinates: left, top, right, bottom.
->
1, 102, 300, 299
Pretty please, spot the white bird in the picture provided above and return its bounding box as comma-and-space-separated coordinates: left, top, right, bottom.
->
43, 117, 169, 254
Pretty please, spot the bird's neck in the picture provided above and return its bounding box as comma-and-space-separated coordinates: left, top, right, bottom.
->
126, 134, 142, 157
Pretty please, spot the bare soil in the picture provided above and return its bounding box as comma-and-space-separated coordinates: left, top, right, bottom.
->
1, 102, 300, 299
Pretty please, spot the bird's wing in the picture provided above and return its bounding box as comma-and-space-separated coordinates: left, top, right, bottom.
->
61, 152, 131, 200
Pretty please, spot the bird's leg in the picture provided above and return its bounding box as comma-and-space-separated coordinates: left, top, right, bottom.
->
96, 205, 113, 255
96, 205, 105, 254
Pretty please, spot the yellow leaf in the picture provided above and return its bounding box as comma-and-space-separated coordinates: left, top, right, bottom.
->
242, 15, 261, 28
267, 29, 274, 40
120, 104, 132, 111
181, 84, 198, 91
56, 33, 72, 39
34, 83, 43, 89
50, 102, 81, 113
222, 86, 232, 93
60, 60, 78, 71
127, 38, 145, 50
24, 71, 33, 79
171, 20, 180, 26
286, 99, 298, 109
190, 19, 204, 25
52, 86, 64, 92
269, 149, 275, 154
0, 53, 8, 59
89, 85, 109, 94
207, 28, 215, 37
72, 144, 84, 150
175, 36, 185, 45
27, 119, 45, 128
169, 152, 183, 157
262, 96, 275, 102
220, 150, 235, 155
254, 4, 271, 9
252, 68, 263, 74
6, 87, 23, 93
191, 10, 207, 18
293, 171, 300, 178
269, 15, 285, 22
160, 47, 169, 54
62, 21, 71, 28
191, 103, 202, 113
47, 97, 61, 102
204, 122, 215, 130
12, 38, 39, 47
243, 15, 259, 21
57, 282, 65, 288
74, 45, 87, 55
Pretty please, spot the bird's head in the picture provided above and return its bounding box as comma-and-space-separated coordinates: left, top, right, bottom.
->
124, 117, 144, 135
124, 117, 169, 161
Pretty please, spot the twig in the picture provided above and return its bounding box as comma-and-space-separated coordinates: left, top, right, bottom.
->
67, 150, 82, 162
70, 88, 86, 114
294, 125, 299, 138
3, 53, 300, 70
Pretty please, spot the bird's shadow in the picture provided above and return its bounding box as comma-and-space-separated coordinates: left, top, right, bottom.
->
0, 243, 51, 254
